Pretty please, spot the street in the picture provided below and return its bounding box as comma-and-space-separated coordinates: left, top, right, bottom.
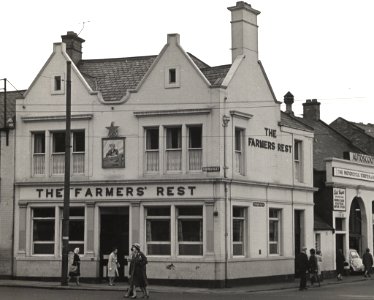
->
1, 279, 374, 300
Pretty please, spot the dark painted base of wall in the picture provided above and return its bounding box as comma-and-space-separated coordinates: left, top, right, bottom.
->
12, 274, 296, 289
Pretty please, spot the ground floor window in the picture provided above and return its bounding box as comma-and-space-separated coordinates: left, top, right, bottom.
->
146, 206, 171, 255
233, 206, 246, 256
177, 206, 203, 256
269, 208, 281, 255
32, 207, 55, 255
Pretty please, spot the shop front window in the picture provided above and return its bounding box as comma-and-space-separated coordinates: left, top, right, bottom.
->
177, 206, 203, 256
32, 207, 55, 255
146, 207, 171, 255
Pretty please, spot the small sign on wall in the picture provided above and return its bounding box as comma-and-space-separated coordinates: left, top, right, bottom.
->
333, 188, 346, 211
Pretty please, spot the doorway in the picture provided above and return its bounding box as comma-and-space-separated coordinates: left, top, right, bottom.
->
294, 210, 305, 277
100, 207, 129, 280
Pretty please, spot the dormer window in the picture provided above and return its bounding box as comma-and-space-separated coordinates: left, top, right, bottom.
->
165, 66, 180, 88
54, 76, 61, 91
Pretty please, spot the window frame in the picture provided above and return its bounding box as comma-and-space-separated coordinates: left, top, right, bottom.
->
294, 139, 303, 182
145, 206, 171, 256
269, 208, 282, 255
234, 127, 245, 175
32, 131, 46, 176
187, 125, 203, 171
232, 206, 246, 256
145, 127, 160, 172
32, 207, 56, 256
59, 207, 85, 255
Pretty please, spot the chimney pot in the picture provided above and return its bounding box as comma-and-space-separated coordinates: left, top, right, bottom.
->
283, 91, 294, 115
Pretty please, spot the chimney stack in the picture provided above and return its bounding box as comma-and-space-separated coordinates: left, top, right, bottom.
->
303, 99, 321, 121
228, 1, 260, 62
61, 31, 85, 65
284, 91, 294, 115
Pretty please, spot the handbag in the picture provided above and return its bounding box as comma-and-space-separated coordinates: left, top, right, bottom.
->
70, 265, 78, 273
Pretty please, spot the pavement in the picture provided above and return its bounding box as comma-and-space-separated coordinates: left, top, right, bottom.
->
0, 274, 370, 295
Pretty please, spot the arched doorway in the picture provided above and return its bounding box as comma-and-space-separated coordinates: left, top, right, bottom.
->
349, 197, 367, 254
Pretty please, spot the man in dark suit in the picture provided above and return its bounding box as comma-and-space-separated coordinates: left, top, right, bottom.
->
296, 247, 309, 290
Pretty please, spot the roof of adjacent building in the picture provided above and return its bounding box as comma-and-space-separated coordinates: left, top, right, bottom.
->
284, 113, 363, 171
0, 90, 25, 128
77, 53, 231, 102
280, 112, 314, 132
314, 214, 334, 231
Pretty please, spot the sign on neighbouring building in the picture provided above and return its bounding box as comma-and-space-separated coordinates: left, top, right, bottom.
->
346, 152, 374, 166
333, 188, 346, 211
333, 167, 374, 182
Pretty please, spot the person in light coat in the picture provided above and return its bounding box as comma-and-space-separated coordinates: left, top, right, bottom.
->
108, 247, 119, 286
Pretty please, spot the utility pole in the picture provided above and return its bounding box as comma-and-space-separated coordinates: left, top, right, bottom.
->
61, 61, 72, 286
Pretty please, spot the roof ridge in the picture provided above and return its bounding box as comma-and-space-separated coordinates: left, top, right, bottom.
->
80, 55, 157, 63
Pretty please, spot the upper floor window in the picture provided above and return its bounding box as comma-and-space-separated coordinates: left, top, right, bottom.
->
294, 140, 303, 182
50, 131, 85, 175
166, 127, 182, 171
51, 75, 65, 95
269, 208, 281, 255
169, 69, 176, 84
33, 132, 46, 175
188, 125, 202, 171
235, 128, 245, 175
145, 128, 159, 172
54, 76, 62, 91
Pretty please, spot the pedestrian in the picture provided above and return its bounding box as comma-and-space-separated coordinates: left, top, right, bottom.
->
108, 247, 119, 286
130, 243, 149, 298
316, 250, 323, 282
309, 249, 320, 287
68, 247, 81, 285
124, 245, 136, 298
336, 249, 345, 281
362, 248, 373, 278
296, 246, 309, 291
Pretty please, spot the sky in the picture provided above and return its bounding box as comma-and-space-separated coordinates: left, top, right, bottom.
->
1, 0, 373, 124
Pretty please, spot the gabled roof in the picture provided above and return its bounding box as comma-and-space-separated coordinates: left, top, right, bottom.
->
293, 116, 364, 171
280, 112, 314, 132
348, 120, 374, 138
77, 53, 232, 102
0, 90, 25, 127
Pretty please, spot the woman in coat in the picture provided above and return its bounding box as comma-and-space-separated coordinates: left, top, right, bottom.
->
128, 243, 149, 298
68, 247, 81, 285
108, 247, 119, 286
336, 249, 345, 281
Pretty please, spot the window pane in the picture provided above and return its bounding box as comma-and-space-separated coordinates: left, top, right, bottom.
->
147, 244, 170, 255
178, 220, 202, 242
166, 128, 181, 149
146, 220, 170, 241
233, 220, 243, 242
70, 207, 85, 217
34, 208, 55, 218
233, 207, 244, 218
269, 209, 279, 219
69, 220, 84, 241
235, 129, 242, 151
269, 243, 278, 254
54, 76, 61, 91
269, 220, 278, 241
189, 126, 202, 148
146, 128, 159, 150
33, 220, 55, 241
34, 244, 54, 254
169, 69, 176, 83
53, 132, 65, 153
34, 133, 45, 154
147, 207, 170, 216
233, 244, 243, 256
73, 131, 85, 152
294, 141, 301, 160
178, 206, 202, 216
179, 244, 203, 255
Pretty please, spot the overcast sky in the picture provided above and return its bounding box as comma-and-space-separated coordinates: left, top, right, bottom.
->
1, 0, 373, 124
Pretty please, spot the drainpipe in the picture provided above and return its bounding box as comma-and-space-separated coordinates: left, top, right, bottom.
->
222, 112, 230, 288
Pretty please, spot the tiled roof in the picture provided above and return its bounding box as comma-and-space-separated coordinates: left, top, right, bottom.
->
77, 54, 231, 102
351, 121, 374, 138
280, 112, 314, 132
0, 90, 25, 128
294, 117, 363, 171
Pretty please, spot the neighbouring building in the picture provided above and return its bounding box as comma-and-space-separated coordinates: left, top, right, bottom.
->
0, 89, 23, 277
284, 94, 374, 274
13, 2, 315, 286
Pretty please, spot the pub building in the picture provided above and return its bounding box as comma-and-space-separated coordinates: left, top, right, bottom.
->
13, 2, 315, 286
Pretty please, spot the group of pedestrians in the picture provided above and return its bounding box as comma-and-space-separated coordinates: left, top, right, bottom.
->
106, 243, 149, 298
296, 247, 323, 291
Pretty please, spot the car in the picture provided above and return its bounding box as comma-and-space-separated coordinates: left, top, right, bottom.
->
347, 249, 365, 273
